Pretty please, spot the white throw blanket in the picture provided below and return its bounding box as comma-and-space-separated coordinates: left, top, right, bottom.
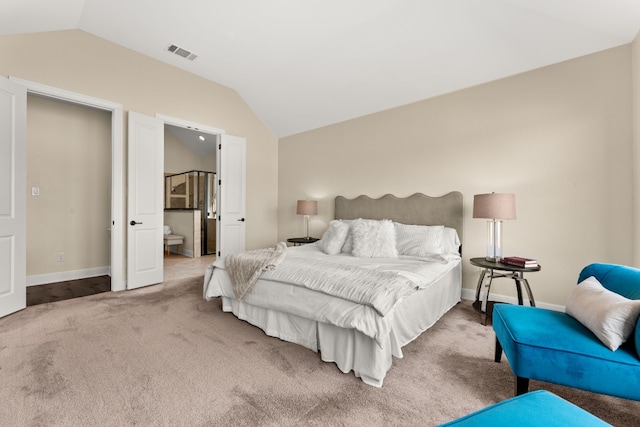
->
261, 257, 417, 316
225, 242, 287, 300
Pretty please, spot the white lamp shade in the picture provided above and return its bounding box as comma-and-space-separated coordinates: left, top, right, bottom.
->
473, 193, 516, 220
296, 200, 317, 215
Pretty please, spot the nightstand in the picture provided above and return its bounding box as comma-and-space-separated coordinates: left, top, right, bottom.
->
287, 237, 319, 246
470, 257, 541, 325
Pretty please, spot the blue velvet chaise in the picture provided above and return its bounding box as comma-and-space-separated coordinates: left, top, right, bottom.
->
492, 263, 640, 400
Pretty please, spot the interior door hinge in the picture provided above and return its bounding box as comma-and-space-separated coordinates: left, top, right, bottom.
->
218, 143, 222, 149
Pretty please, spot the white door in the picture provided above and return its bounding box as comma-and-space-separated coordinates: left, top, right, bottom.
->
217, 134, 246, 258
127, 112, 164, 289
0, 77, 26, 318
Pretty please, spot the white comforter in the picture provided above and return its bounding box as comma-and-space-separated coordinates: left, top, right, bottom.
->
204, 244, 460, 348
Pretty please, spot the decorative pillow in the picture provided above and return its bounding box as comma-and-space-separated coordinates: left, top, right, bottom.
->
394, 223, 444, 257
340, 220, 356, 254
317, 220, 350, 255
351, 219, 398, 258
565, 276, 640, 351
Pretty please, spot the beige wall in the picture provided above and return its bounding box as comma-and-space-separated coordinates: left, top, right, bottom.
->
279, 45, 634, 307
0, 30, 279, 282
26, 95, 111, 277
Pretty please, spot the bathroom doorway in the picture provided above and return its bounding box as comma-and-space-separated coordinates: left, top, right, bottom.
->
163, 123, 219, 281
159, 114, 246, 279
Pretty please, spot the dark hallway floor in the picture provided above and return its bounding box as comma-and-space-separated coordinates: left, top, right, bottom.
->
26, 275, 111, 306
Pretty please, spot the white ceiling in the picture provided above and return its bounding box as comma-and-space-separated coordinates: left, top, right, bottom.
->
2, 0, 640, 138
166, 124, 217, 158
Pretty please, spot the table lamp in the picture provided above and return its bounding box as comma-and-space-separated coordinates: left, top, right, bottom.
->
296, 200, 318, 240
473, 193, 516, 262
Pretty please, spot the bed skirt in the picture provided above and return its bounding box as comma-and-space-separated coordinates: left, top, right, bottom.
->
219, 262, 461, 387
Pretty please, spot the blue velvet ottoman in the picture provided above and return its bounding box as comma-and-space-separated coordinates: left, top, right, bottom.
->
438, 390, 610, 426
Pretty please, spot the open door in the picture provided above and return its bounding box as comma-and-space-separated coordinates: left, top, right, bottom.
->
0, 77, 26, 318
127, 111, 164, 289
217, 134, 246, 258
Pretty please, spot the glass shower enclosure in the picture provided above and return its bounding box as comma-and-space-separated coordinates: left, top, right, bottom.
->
165, 170, 216, 255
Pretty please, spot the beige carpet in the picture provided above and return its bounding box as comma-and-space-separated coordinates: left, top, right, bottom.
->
1, 276, 639, 426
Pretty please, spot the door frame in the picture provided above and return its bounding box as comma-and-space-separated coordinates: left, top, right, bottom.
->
156, 114, 225, 137
9, 77, 125, 291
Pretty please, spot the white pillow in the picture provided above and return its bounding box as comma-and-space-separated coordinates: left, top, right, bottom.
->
565, 276, 640, 351
351, 219, 398, 258
317, 220, 350, 255
442, 227, 461, 255
340, 219, 356, 254
394, 223, 444, 257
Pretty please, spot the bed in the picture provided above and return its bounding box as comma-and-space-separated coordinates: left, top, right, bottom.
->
203, 192, 463, 387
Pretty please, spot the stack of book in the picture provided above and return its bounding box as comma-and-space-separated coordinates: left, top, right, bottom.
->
502, 256, 538, 268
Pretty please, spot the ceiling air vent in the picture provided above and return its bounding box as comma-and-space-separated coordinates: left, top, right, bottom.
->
167, 44, 198, 61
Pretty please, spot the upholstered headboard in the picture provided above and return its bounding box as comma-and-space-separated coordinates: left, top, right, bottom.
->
334, 192, 463, 242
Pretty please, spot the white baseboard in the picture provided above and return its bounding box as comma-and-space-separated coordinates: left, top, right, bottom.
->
461, 288, 565, 312
27, 266, 110, 287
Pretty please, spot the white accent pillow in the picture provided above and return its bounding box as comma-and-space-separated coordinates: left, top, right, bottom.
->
394, 223, 444, 257
317, 220, 350, 255
340, 219, 356, 254
565, 276, 640, 351
351, 219, 398, 258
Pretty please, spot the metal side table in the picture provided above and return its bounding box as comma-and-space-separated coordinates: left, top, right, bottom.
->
470, 257, 541, 325
287, 237, 319, 246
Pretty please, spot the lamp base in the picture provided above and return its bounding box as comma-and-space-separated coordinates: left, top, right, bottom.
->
485, 220, 503, 263
304, 214, 311, 240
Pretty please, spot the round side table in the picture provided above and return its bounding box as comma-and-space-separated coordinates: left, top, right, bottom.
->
287, 237, 319, 246
470, 257, 541, 325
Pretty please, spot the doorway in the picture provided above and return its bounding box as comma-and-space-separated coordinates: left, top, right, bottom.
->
126, 112, 246, 289
11, 76, 125, 293
162, 121, 219, 281
164, 124, 219, 257
25, 94, 112, 297
20, 93, 113, 305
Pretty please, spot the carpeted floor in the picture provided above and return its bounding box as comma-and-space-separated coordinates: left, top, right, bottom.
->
1, 276, 639, 426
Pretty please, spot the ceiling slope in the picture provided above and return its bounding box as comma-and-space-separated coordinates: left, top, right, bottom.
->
2, 0, 639, 137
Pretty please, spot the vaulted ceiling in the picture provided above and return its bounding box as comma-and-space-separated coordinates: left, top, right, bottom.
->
2, 1, 640, 138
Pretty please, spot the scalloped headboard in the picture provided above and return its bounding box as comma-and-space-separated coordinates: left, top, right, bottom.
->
334, 192, 463, 242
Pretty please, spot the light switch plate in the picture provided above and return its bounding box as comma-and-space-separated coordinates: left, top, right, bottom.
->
31, 187, 40, 196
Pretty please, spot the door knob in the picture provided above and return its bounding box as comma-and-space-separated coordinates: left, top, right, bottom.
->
130, 220, 142, 226
237, 218, 245, 222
